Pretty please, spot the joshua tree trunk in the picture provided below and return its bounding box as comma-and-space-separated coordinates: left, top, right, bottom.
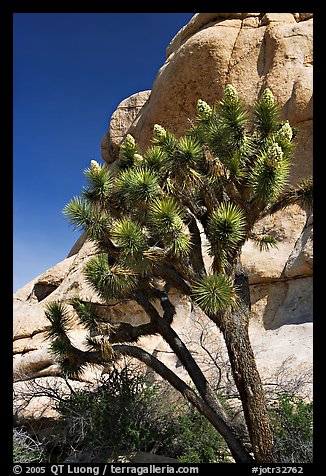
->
218, 312, 275, 462
69, 290, 254, 462
214, 260, 275, 463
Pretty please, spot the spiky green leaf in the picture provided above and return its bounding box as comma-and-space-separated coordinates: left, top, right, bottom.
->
294, 178, 313, 211
118, 134, 139, 170
83, 163, 113, 202
149, 197, 184, 233
253, 88, 281, 136
252, 234, 279, 252
168, 230, 192, 257
83, 254, 138, 300
59, 358, 87, 380
175, 136, 203, 167
189, 103, 219, 146
44, 302, 72, 339
208, 202, 246, 256
109, 217, 152, 275
110, 217, 147, 257
249, 147, 290, 206
143, 145, 168, 173
148, 197, 191, 256
50, 336, 72, 357
193, 274, 238, 315
62, 196, 110, 240
151, 128, 178, 156
217, 85, 249, 147
115, 167, 161, 209
70, 297, 107, 333
62, 196, 90, 230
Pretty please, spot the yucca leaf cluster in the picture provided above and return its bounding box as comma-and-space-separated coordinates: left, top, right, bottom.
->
149, 197, 192, 256
46, 84, 312, 374
83, 254, 138, 300
193, 274, 239, 315
207, 202, 246, 272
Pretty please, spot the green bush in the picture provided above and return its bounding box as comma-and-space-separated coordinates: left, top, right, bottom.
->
54, 364, 230, 462
55, 365, 177, 459
14, 367, 313, 464
13, 428, 45, 463
171, 404, 230, 463
270, 393, 313, 463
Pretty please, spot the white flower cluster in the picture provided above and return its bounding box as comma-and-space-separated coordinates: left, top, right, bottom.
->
276, 121, 293, 143
153, 124, 167, 139
266, 143, 284, 169
123, 134, 136, 149
134, 153, 144, 165
262, 88, 275, 107
223, 84, 238, 105
197, 99, 212, 119
90, 160, 101, 172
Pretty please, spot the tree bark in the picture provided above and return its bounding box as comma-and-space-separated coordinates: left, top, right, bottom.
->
212, 261, 275, 463
217, 311, 275, 462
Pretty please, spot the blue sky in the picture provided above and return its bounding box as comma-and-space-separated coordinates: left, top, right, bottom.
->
13, 13, 194, 292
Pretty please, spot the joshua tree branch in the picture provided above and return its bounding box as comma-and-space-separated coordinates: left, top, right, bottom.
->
107, 321, 159, 343
185, 211, 206, 276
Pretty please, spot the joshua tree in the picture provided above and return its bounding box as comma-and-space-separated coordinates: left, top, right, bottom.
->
45, 85, 313, 463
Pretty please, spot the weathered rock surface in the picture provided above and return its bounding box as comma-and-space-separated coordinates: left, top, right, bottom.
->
283, 213, 313, 278
13, 13, 313, 422
101, 91, 151, 163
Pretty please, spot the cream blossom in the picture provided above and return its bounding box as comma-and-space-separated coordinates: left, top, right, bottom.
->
123, 134, 136, 148
276, 121, 293, 143
223, 84, 238, 105
90, 160, 101, 172
134, 153, 144, 164
197, 99, 212, 119
262, 88, 275, 107
266, 143, 283, 169
153, 124, 167, 139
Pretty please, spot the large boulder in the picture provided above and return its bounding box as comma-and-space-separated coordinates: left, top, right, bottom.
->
13, 13, 313, 423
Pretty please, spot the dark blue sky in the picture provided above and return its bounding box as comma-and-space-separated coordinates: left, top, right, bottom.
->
13, 13, 194, 291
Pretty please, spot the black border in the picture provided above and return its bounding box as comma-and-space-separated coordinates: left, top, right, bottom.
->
4, 3, 321, 473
